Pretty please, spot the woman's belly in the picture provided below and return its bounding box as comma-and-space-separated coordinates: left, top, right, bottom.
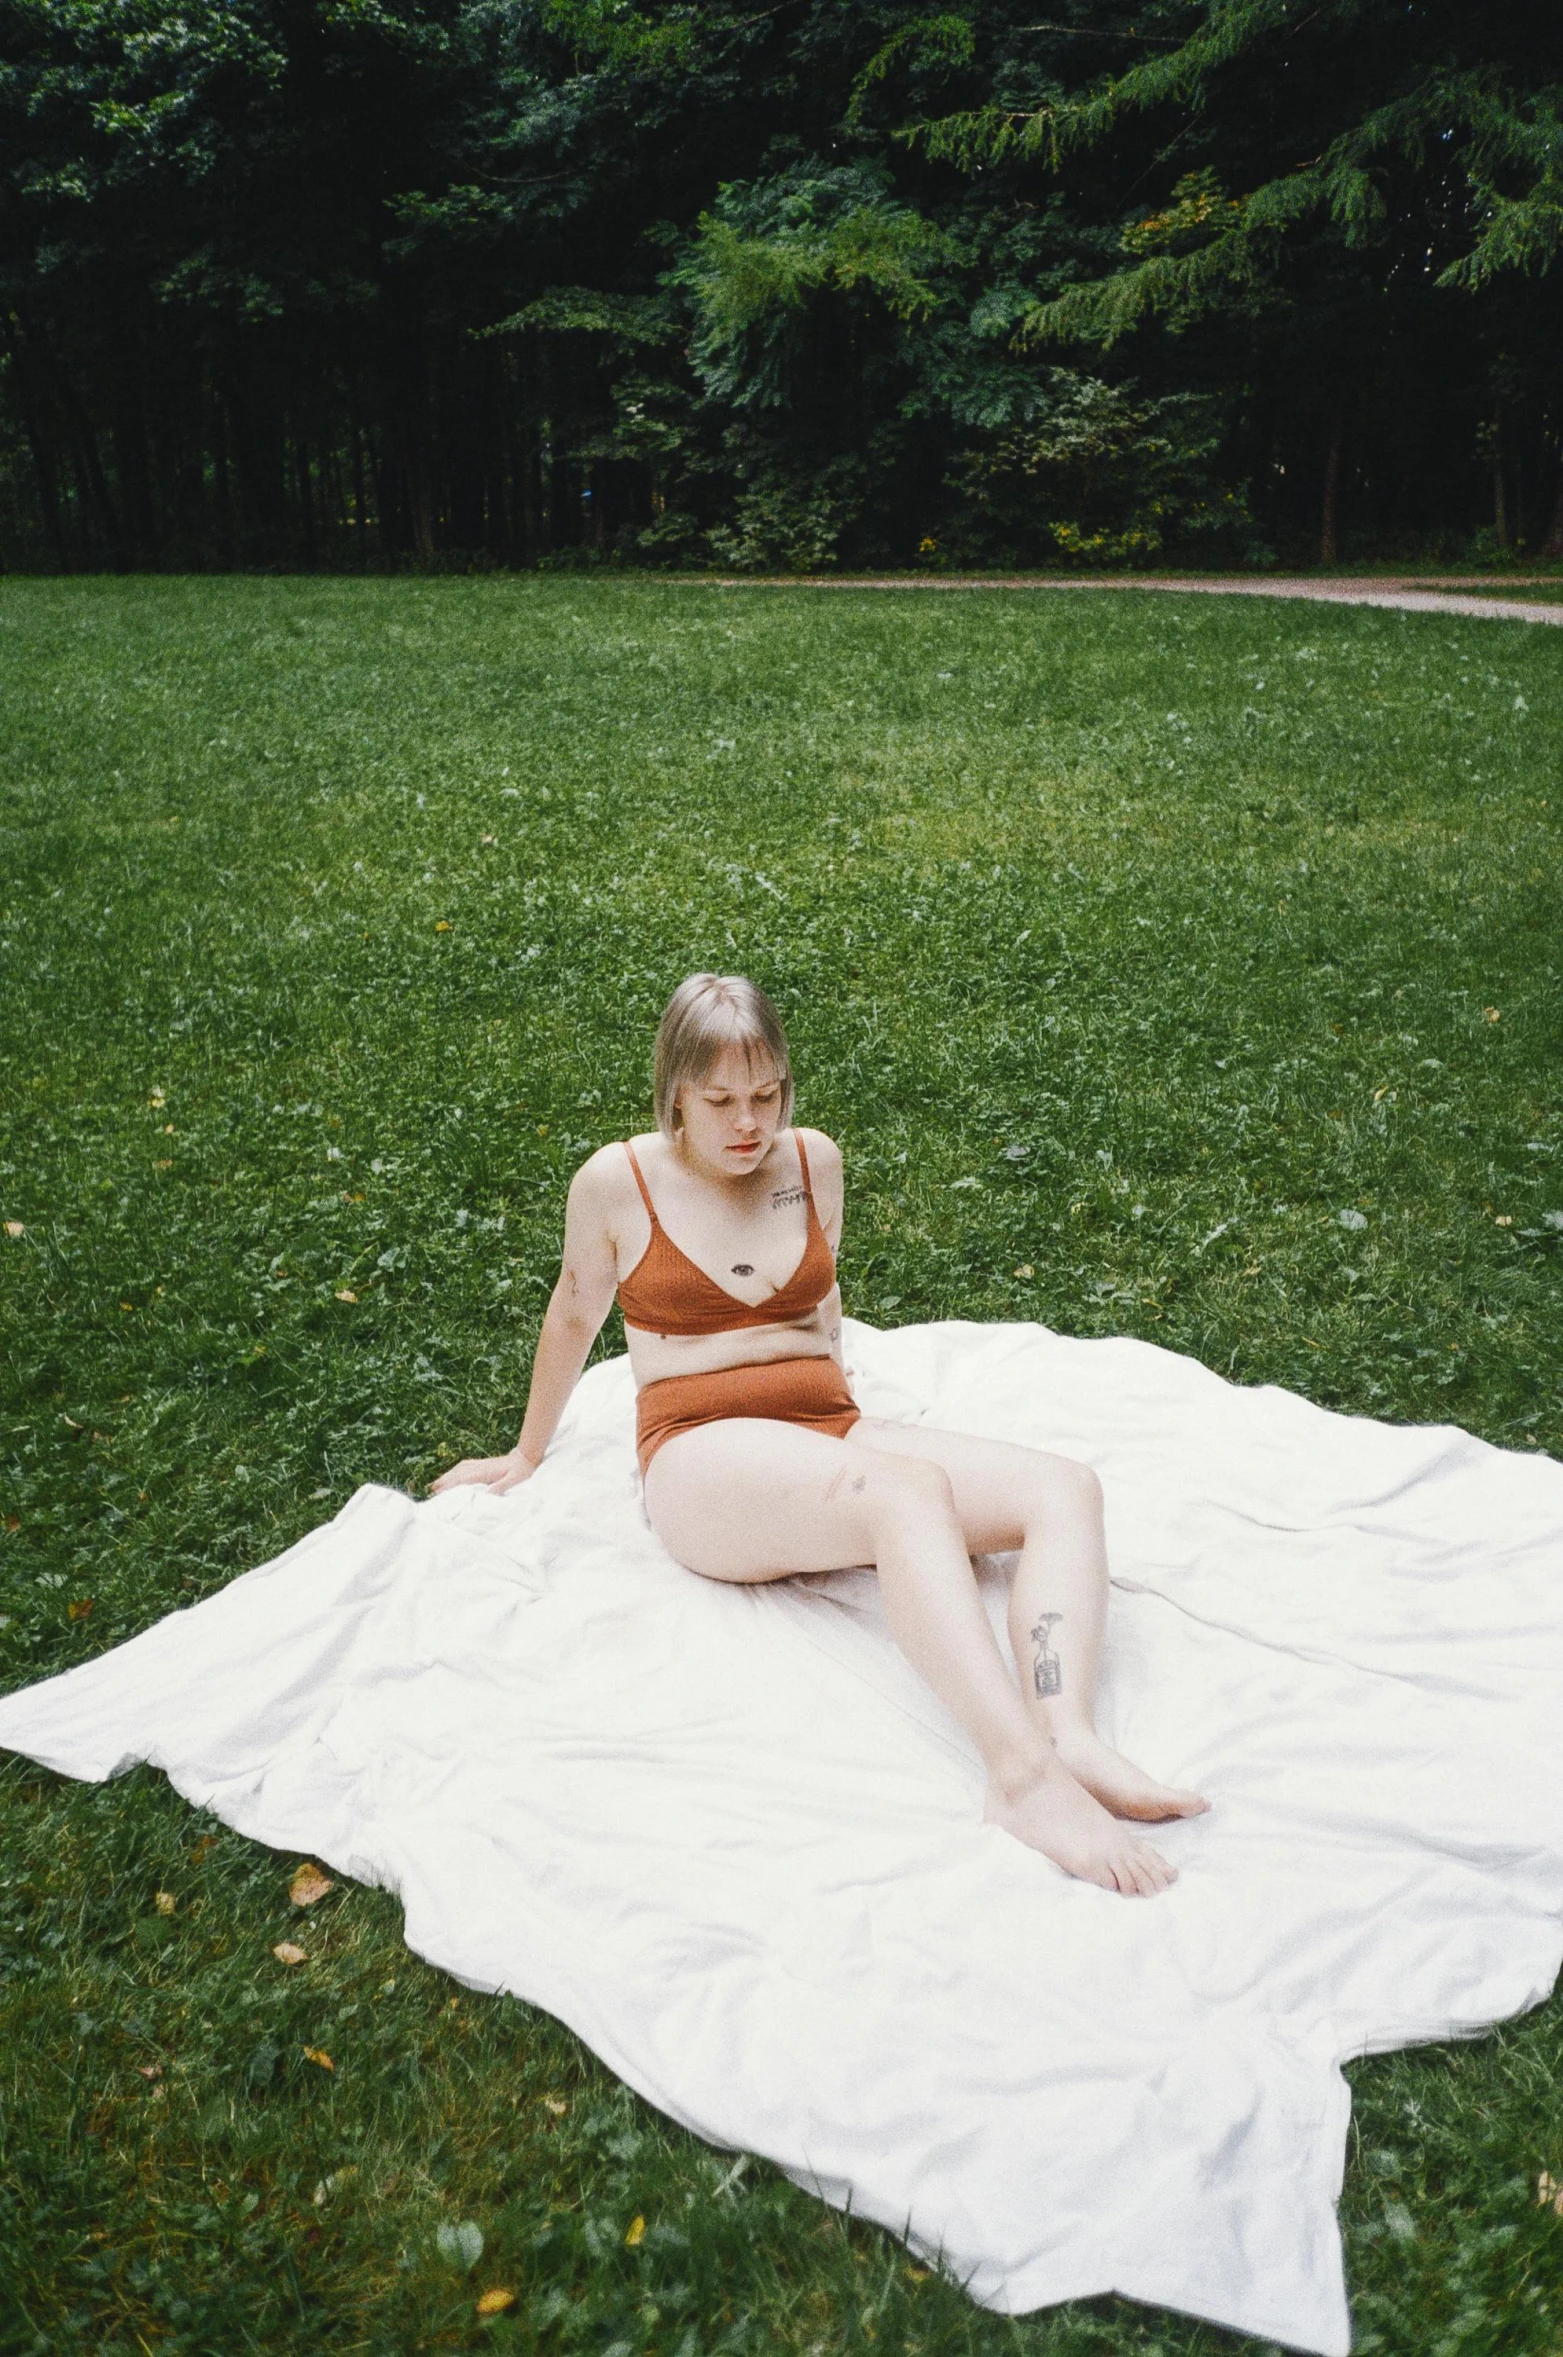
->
625, 1317, 833, 1389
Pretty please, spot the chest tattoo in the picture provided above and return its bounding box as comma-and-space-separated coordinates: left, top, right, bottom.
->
769, 1185, 806, 1210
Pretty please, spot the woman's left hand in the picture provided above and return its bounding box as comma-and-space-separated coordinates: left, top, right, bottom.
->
429, 1447, 539, 1497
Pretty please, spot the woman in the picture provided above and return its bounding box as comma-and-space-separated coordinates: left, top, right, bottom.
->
433, 973, 1207, 1894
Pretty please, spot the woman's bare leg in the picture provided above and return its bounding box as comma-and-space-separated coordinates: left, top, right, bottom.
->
645, 1417, 1181, 1895
848, 1420, 1208, 1824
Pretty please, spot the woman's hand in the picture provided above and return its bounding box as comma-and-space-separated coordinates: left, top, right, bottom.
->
428, 1446, 540, 1498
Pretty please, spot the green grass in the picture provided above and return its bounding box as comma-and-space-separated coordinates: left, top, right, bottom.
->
1, 576, 1561, 2357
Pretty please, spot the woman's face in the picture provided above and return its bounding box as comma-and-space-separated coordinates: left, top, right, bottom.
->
677, 1042, 785, 1178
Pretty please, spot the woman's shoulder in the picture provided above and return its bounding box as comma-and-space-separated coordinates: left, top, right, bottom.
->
569, 1137, 645, 1208
793, 1127, 843, 1182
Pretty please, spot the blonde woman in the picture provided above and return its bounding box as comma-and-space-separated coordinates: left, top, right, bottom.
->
433, 973, 1206, 1893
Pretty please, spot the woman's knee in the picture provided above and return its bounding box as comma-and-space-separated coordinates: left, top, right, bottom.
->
859, 1450, 960, 1533
1020, 1451, 1103, 1532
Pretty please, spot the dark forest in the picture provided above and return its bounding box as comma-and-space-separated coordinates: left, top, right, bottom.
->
1, 0, 1558, 572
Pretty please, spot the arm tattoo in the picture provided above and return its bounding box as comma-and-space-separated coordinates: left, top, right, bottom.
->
1030, 1613, 1064, 1700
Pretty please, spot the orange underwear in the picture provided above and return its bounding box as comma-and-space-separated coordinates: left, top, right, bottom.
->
635, 1355, 861, 1477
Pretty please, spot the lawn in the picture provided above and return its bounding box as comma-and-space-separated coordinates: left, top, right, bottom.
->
1, 575, 1560, 2357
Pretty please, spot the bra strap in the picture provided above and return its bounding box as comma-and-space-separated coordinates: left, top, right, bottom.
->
623, 1140, 658, 1222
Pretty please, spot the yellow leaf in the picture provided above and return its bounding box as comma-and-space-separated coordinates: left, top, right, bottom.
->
624, 2215, 646, 2248
302, 2046, 334, 2070
3, 1221, 23, 1239
272, 1941, 308, 1966
905, 2263, 930, 2281
1484, 1007, 1501, 1022
334, 1288, 358, 1303
154, 1891, 176, 1916
68, 1598, 95, 1620
435, 919, 453, 933
542, 2095, 568, 2115
191, 1835, 219, 1863
1012, 1264, 1033, 1279
289, 1863, 335, 1908
149, 1090, 165, 1108
1496, 1214, 1514, 1226
476, 2289, 516, 2316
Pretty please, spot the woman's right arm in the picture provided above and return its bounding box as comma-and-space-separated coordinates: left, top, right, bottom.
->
429, 1152, 622, 1496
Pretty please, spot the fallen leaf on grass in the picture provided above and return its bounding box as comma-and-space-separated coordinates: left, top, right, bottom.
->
1484, 1007, 1501, 1023
542, 2095, 568, 2115
1538, 2170, 1563, 2215
1013, 1264, 1033, 1279
190, 1834, 219, 1863
905, 2264, 930, 2282
154, 1891, 176, 1916
437, 2221, 484, 2272
624, 2214, 645, 2247
68, 1599, 95, 1620
302, 2047, 334, 2071
3, 1221, 23, 1239
313, 2165, 358, 2205
476, 2289, 515, 2316
138, 2064, 163, 2080
148, 1090, 165, 1108
435, 920, 453, 933
272, 1941, 307, 1966
289, 1862, 334, 1908
333, 1288, 358, 1303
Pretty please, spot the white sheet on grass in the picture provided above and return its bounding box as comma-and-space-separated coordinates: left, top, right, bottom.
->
2, 1318, 1561, 2355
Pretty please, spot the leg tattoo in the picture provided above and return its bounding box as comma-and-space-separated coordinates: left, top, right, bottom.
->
1030, 1612, 1064, 1700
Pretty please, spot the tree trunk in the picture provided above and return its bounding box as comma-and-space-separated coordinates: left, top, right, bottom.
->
1319, 410, 1345, 566
2, 324, 70, 567
1541, 465, 1563, 561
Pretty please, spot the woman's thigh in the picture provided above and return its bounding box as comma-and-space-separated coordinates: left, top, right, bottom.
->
845, 1418, 1095, 1555
644, 1417, 888, 1581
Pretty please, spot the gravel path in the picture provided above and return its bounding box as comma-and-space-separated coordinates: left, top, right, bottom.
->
707, 573, 1563, 625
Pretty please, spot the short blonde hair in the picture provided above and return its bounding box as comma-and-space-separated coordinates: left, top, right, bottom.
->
654, 973, 794, 1140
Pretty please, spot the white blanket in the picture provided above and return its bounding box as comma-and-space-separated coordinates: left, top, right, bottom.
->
3, 1319, 1561, 2355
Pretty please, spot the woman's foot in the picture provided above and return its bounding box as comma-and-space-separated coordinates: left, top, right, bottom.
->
1046, 1721, 1209, 1823
984, 1760, 1178, 1895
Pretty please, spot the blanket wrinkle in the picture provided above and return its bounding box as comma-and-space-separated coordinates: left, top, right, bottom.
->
2, 1315, 1560, 2357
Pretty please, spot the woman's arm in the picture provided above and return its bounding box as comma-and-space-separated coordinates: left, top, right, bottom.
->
429, 1152, 622, 1496
803, 1130, 847, 1371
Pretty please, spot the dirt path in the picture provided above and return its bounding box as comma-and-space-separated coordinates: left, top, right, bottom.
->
704, 573, 1563, 626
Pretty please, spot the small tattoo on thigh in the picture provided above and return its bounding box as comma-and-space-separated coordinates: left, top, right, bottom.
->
1030, 1612, 1063, 1699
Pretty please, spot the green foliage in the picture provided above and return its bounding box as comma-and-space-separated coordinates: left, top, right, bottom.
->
677, 166, 959, 398
949, 11, 1563, 344
0, 0, 1559, 568
948, 367, 1265, 562
2, 575, 1562, 2352
846, 11, 976, 125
